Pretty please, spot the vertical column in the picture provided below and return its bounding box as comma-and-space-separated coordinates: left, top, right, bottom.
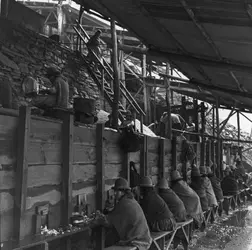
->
172, 137, 177, 171
200, 102, 206, 166
111, 20, 120, 129
62, 112, 74, 225
13, 107, 31, 242
159, 139, 165, 179
142, 46, 148, 124
216, 99, 221, 178
96, 124, 105, 250
237, 111, 240, 146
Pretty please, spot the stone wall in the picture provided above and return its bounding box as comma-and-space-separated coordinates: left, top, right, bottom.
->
0, 17, 101, 110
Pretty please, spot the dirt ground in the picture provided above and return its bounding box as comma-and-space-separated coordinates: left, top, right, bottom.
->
187, 203, 252, 250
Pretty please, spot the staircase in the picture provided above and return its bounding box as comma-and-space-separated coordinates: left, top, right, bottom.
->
73, 21, 145, 122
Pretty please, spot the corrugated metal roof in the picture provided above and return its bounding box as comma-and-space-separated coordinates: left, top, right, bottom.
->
75, 0, 252, 111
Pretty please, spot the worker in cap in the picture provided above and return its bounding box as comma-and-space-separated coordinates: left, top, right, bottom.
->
171, 170, 204, 230
207, 165, 224, 203
32, 65, 69, 111
87, 29, 103, 71
156, 178, 187, 222
190, 166, 209, 211
91, 177, 152, 249
221, 166, 239, 197
139, 176, 176, 232
200, 166, 218, 207
199, 166, 207, 176
171, 170, 183, 182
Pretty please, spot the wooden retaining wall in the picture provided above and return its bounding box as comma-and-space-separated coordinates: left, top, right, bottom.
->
0, 107, 188, 247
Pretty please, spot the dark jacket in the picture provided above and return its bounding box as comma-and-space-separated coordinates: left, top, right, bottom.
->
159, 188, 187, 222
221, 175, 238, 196
140, 189, 175, 231
191, 177, 209, 211
106, 194, 152, 250
209, 175, 224, 201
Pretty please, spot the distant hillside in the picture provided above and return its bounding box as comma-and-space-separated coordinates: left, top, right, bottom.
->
206, 112, 252, 169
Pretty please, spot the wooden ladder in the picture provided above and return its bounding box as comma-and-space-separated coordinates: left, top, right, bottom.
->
73, 21, 145, 122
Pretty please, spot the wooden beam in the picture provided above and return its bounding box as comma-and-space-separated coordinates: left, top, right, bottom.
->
240, 111, 252, 123
119, 43, 126, 108
1, 0, 8, 17
165, 64, 172, 139
218, 109, 236, 135
200, 102, 206, 166
216, 98, 221, 179
159, 139, 165, 179
237, 111, 240, 145
111, 19, 120, 129
172, 137, 177, 171
140, 135, 147, 176
96, 124, 105, 250
142, 45, 148, 124
13, 107, 31, 243
116, 43, 252, 73
180, 0, 244, 93
62, 112, 74, 225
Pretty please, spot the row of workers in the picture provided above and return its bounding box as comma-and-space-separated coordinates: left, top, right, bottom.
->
90, 162, 249, 250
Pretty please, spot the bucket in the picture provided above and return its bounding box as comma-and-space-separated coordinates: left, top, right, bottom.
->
73, 98, 96, 114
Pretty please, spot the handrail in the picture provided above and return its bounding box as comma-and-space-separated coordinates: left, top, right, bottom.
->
74, 22, 146, 116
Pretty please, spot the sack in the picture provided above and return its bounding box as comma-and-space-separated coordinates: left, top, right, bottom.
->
119, 127, 142, 153
130, 161, 140, 188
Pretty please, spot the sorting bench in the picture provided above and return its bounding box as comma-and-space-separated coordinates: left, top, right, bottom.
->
151, 219, 194, 250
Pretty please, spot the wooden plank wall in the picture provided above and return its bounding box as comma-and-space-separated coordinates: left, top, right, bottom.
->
0, 112, 189, 245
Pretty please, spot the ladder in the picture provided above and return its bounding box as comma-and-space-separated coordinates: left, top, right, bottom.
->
73, 21, 145, 122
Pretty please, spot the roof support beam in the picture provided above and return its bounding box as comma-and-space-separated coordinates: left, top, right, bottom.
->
180, 0, 245, 91
115, 43, 252, 73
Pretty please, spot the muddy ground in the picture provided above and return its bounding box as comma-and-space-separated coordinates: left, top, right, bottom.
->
186, 202, 252, 250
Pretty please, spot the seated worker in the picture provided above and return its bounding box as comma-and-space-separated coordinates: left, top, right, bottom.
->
139, 176, 176, 232
31, 66, 69, 109
190, 166, 209, 211
207, 165, 224, 202
171, 170, 204, 229
156, 178, 187, 222
221, 166, 239, 196
200, 166, 218, 207
90, 178, 152, 249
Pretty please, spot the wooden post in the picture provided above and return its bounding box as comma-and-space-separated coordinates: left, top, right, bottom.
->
62, 113, 74, 225
212, 106, 215, 137
159, 139, 165, 178
111, 20, 120, 129
13, 107, 31, 243
124, 153, 130, 182
194, 99, 199, 136
119, 43, 126, 108
172, 137, 177, 171
140, 135, 147, 176
96, 124, 105, 250
200, 102, 206, 166
220, 139, 224, 179
165, 65, 172, 139
1, 0, 8, 17
142, 46, 148, 124
206, 140, 211, 167
216, 99, 221, 178
211, 140, 215, 174
57, 2, 63, 37
237, 111, 240, 146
